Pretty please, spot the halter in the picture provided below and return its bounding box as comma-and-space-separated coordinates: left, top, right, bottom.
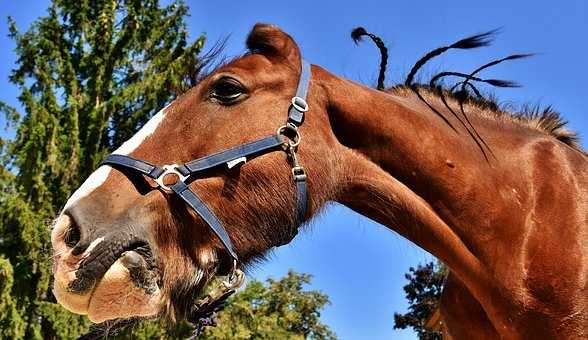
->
94, 60, 312, 336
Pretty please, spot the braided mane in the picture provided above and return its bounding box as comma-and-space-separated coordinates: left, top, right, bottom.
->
389, 85, 583, 152
351, 27, 388, 90
351, 28, 583, 153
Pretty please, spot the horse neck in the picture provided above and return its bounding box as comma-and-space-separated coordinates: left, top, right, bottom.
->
315, 66, 522, 327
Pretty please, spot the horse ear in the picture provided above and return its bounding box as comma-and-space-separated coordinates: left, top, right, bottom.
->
246, 23, 301, 65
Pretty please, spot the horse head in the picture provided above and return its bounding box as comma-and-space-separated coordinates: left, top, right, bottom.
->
51, 23, 343, 323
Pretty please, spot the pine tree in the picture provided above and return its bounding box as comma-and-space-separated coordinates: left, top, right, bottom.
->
0, 1, 205, 338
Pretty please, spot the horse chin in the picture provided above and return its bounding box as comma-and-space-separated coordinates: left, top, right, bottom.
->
87, 257, 162, 323
53, 253, 163, 323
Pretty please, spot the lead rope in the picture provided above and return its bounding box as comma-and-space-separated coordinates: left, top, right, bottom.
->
187, 266, 245, 339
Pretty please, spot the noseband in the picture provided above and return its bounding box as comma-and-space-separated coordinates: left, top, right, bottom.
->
94, 60, 311, 336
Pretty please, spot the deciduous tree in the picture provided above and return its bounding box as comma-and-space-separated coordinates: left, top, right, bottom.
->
394, 261, 447, 340
120, 271, 336, 339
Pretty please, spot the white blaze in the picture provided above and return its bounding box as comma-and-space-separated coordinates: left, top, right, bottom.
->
63, 105, 170, 210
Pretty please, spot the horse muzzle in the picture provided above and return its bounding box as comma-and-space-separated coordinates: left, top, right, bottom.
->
51, 214, 162, 323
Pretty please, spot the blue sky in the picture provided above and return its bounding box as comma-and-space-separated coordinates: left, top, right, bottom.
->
1, 1, 587, 339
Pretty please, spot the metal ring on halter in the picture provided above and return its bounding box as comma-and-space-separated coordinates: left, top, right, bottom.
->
154, 164, 189, 192
223, 261, 245, 290
277, 124, 301, 148
291, 96, 309, 113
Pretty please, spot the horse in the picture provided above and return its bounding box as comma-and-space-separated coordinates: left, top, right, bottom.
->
51, 23, 588, 339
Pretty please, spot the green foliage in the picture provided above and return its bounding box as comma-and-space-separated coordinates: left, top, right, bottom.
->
110, 271, 336, 339
0, 256, 25, 339
114, 319, 195, 339
202, 270, 335, 340
394, 261, 447, 340
35, 302, 91, 339
0, 1, 205, 338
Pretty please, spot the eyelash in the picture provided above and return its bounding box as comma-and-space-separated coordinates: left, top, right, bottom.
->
210, 78, 245, 103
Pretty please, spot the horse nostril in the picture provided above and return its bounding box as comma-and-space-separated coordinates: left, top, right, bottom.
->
64, 221, 81, 248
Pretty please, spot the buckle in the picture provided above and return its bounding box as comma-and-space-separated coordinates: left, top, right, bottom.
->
292, 166, 307, 181
291, 96, 309, 112
154, 164, 189, 192
224, 260, 245, 289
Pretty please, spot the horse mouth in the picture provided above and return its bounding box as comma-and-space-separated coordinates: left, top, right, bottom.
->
53, 237, 163, 323
67, 240, 159, 293
117, 245, 160, 294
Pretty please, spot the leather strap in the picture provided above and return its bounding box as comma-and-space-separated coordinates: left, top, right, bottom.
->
171, 181, 238, 260
177, 135, 285, 175
295, 177, 307, 225
274, 175, 306, 246
103, 154, 165, 179
287, 60, 311, 126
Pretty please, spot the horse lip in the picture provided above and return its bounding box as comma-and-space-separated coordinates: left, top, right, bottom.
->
120, 249, 160, 294
120, 250, 145, 269
119, 245, 158, 274
129, 243, 157, 270
68, 240, 156, 293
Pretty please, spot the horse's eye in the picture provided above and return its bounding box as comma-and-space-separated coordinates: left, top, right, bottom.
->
210, 78, 245, 104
